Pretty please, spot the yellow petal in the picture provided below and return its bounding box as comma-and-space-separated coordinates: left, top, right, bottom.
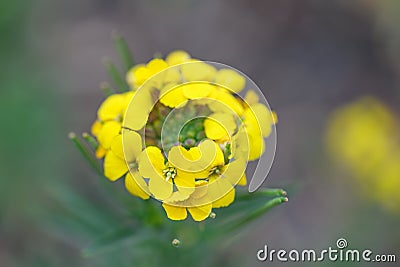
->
97, 94, 126, 121
215, 69, 245, 93
126, 64, 145, 88
244, 103, 274, 137
122, 129, 143, 162
164, 191, 191, 203
181, 61, 217, 82
212, 185, 235, 208
174, 171, 196, 196
110, 134, 124, 159
130, 66, 151, 87
162, 203, 187, 221
91, 120, 102, 137
146, 59, 169, 89
159, 84, 187, 108
204, 112, 236, 140
181, 83, 214, 99
272, 111, 278, 124
238, 173, 247, 186
208, 90, 244, 115
163, 69, 181, 84
123, 89, 153, 131
97, 121, 121, 149
244, 90, 259, 106
188, 203, 212, 221
95, 145, 107, 159
167, 146, 193, 170
221, 159, 246, 186
104, 150, 128, 181
147, 58, 168, 74
166, 50, 191, 66
247, 131, 265, 161
137, 146, 165, 178
148, 174, 173, 200
208, 177, 234, 207
125, 171, 150, 200
184, 140, 223, 177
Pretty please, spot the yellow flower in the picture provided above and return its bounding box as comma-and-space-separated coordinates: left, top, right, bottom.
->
326, 96, 400, 214
162, 180, 212, 221
91, 91, 134, 158
215, 69, 246, 93
165, 50, 191, 66
159, 82, 218, 108
181, 60, 217, 82
241, 90, 277, 160
190, 140, 247, 206
126, 58, 169, 89
103, 130, 150, 200
138, 146, 196, 201
204, 112, 237, 142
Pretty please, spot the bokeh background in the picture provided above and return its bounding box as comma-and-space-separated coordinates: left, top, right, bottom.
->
1, 0, 399, 266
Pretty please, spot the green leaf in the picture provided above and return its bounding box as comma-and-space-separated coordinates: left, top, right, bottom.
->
69, 132, 103, 176
227, 196, 288, 231
82, 132, 98, 150
112, 31, 135, 71
103, 59, 130, 92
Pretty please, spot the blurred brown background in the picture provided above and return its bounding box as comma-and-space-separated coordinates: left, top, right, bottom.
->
1, 0, 399, 266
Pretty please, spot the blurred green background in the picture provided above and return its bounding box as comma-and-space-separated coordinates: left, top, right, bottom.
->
1, 0, 399, 266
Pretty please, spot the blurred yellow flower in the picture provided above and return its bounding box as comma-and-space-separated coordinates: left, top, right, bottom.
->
326, 96, 400, 213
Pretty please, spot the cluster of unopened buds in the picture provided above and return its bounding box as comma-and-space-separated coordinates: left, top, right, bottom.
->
88, 50, 277, 221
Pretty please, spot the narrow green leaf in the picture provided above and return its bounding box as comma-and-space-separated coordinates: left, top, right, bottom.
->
103, 58, 129, 92
82, 132, 98, 150
236, 188, 287, 201
227, 196, 288, 231
82, 226, 156, 258
112, 31, 135, 71
69, 132, 103, 176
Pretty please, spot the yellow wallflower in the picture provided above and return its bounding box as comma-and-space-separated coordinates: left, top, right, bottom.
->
241, 90, 277, 161
162, 180, 212, 221
138, 146, 196, 201
86, 50, 279, 221
215, 69, 246, 93
326, 96, 400, 213
103, 130, 150, 200
91, 91, 134, 158
126, 58, 169, 89
165, 50, 191, 66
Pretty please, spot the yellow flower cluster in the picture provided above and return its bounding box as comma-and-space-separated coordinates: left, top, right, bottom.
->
90, 51, 277, 221
326, 96, 400, 213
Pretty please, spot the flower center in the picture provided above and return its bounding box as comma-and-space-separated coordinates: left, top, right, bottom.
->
163, 166, 177, 181
129, 161, 138, 170
209, 166, 223, 176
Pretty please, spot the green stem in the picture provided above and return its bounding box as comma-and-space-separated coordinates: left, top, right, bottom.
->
236, 188, 287, 201
69, 132, 103, 176
112, 31, 135, 71
103, 58, 130, 92
228, 196, 288, 231
82, 132, 99, 150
